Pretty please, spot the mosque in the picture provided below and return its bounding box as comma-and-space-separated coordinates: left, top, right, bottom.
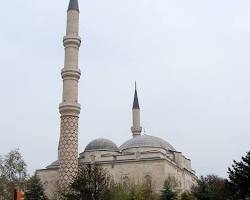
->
36, 0, 197, 198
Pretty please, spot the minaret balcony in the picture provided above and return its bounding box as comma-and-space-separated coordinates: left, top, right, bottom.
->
61, 68, 81, 81
59, 102, 81, 116
131, 126, 142, 134
63, 35, 81, 47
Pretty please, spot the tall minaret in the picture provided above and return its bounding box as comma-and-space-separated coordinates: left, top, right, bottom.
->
131, 83, 142, 137
58, 0, 81, 190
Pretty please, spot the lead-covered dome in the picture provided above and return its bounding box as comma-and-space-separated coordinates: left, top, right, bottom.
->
120, 135, 175, 151
46, 160, 60, 169
85, 138, 119, 152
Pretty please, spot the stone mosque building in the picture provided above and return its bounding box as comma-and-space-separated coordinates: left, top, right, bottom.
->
36, 0, 197, 198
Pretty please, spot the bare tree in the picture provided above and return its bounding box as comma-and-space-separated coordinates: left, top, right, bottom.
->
0, 149, 27, 200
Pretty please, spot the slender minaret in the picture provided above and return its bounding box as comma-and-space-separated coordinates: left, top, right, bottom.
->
58, 0, 81, 190
131, 83, 142, 137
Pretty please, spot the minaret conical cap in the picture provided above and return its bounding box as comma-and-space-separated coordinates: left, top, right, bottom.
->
68, 0, 79, 11
133, 82, 140, 109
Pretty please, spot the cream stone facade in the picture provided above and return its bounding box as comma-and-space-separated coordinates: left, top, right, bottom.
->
37, 133, 197, 199
36, 168, 59, 199
79, 138, 197, 193
37, 85, 197, 199
36, 0, 197, 199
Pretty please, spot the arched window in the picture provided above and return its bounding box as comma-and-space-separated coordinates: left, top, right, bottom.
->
144, 175, 152, 185
123, 176, 129, 186
136, 151, 141, 159
90, 155, 96, 162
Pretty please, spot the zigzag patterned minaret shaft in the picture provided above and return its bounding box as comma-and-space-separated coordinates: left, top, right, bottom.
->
58, 0, 81, 190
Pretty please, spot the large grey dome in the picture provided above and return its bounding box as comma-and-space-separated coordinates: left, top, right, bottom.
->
120, 135, 175, 151
85, 138, 119, 152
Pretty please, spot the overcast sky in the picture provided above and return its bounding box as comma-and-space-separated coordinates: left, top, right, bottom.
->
0, 0, 250, 178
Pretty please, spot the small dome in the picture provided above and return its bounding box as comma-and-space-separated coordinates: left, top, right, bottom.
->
120, 135, 175, 151
46, 160, 59, 169
85, 138, 119, 152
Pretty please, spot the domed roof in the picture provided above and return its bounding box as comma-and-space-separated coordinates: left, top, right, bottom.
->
85, 138, 119, 152
120, 135, 176, 151
46, 160, 59, 169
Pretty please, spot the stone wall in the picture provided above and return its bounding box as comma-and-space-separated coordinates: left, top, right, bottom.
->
36, 169, 59, 200
38, 147, 197, 199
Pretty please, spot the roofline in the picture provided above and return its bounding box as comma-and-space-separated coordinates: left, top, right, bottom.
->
80, 157, 196, 175
80, 149, 120, 156
36, 168, 59, 172
120, 146, 177, 152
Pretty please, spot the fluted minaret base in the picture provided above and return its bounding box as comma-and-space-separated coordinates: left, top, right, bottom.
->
131, 126, 142, 137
